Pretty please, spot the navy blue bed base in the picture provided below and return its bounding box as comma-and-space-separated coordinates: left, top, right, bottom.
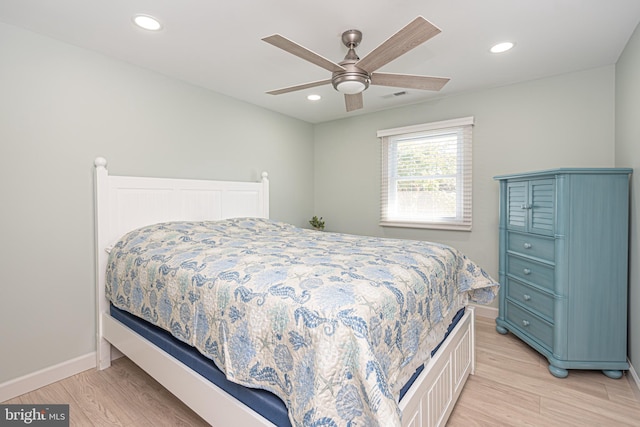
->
110, 305, 465, 426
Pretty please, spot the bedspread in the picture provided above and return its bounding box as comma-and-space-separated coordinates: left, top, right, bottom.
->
106, 218, 498, 426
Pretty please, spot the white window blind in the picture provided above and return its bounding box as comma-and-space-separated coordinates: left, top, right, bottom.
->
377, 117, 473, 231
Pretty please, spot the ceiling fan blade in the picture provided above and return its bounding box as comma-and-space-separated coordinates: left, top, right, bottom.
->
262, 34, 346, 73
356, 16, 441, 73
345, 93, 363, 112
371, 72, 450, 91
266, 79, 332, 95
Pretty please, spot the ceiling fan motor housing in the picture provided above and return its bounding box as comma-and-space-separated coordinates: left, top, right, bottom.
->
331, 61, 370, 94
332, 30, 369, 94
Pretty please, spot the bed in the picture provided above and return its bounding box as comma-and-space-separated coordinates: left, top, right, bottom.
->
93, 157, 499, 427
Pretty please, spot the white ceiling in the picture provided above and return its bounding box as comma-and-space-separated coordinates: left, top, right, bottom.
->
2, 0, 639, 124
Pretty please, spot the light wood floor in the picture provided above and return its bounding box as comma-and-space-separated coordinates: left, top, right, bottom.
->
4, 316, 640, 426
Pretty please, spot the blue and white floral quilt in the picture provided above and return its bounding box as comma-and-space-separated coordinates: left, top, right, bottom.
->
106, 218, 498, 426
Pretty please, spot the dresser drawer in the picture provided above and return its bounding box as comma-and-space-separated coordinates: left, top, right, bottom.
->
505, 301, 553, 350
507, 255, 554, 291
507, 232, 555, 262
506, 278, 554, 320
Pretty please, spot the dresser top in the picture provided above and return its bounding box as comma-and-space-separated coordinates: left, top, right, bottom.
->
494, 167, 633, 181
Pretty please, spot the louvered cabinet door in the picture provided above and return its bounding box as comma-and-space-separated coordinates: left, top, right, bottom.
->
505, 178, 555, 236
528, 179, 555, 236
505, 181, 527, 232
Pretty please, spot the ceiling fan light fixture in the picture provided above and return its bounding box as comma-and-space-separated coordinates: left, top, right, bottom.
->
336, 80, 367, 94
332, 72, 370, 94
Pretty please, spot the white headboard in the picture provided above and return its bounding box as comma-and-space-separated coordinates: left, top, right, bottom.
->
94, 157, 269, 250
93, 157, 269, 367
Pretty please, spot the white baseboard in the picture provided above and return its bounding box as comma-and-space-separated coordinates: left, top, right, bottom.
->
469, 303, 498, 320
0, 352, 95, 403
628, 359, 640, 398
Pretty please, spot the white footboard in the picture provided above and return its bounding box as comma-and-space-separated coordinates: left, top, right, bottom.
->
102, 312, 275, 426
399, 306, 475, 427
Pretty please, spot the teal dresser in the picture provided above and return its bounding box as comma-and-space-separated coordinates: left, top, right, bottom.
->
494, 168, 632, 378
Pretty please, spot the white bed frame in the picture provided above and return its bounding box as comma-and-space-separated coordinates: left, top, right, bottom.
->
93, 157, 475, 427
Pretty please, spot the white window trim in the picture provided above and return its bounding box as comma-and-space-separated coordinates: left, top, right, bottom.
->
377, 117, 474, 138
377, 117, 474, 231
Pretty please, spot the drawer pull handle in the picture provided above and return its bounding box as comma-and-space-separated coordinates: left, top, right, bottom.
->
523, 243, 532, 249
523, 294, 531, 301
523, 268, 531, 275
522, 320, 530, 327
520, 204, 532, 210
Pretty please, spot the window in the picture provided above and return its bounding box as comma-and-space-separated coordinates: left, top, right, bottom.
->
377, 117, 473, 231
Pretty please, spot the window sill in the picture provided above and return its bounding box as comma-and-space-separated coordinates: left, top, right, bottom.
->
379, 220, 472, 231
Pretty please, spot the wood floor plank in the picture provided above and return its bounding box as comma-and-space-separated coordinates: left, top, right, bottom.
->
18, 381, 93, 427
477, 352, 611, 401
540, 395, 640, 426
3, 315, 639, 426
448, 377, 547, 426
105, 358, 208, 426
2, 396, 25, 404
60, 369, 138, 426
605, 374, 640, 406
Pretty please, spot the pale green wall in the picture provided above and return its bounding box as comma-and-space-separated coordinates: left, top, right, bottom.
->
313, 66, 616, 288
615, 22, 640, 371
0, 22, 314, 384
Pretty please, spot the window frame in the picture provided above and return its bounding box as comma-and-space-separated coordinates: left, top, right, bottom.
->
377, 117, 474, 231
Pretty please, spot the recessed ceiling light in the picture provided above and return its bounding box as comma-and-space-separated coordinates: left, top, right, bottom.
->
307, 94, 321, 101
490, 41, 514, 53
133, 15, 162, 31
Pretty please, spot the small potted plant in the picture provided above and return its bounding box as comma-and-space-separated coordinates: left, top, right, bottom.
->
309, 216, 325, 231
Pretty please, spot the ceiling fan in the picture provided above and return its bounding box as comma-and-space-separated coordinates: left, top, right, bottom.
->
262, 16, 450, 112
